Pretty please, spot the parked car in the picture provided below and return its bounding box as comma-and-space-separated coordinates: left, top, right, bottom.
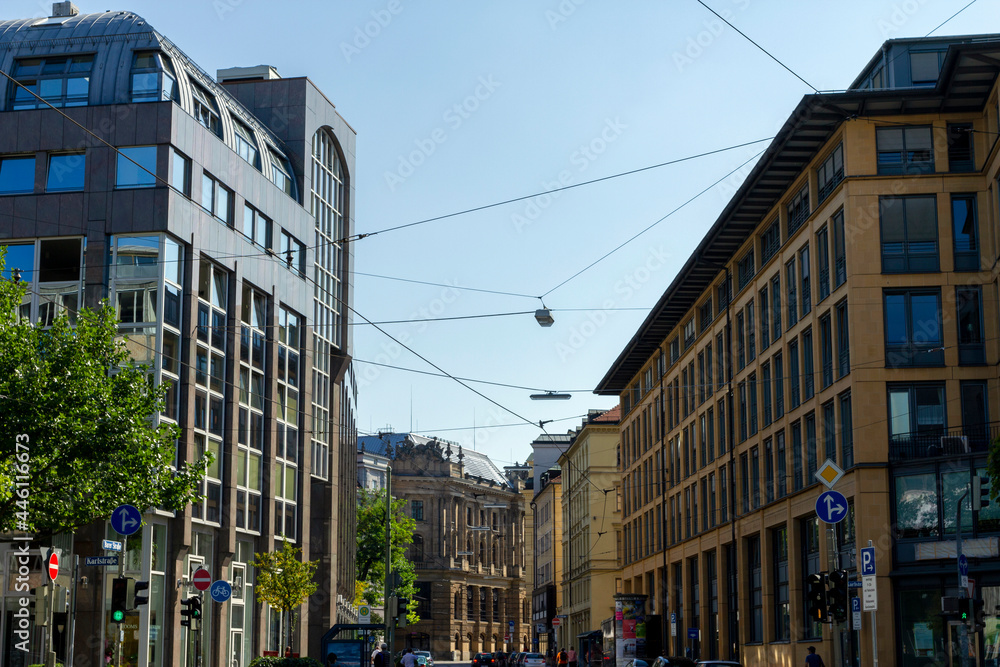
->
650, 658, 697, 667
414, 651, 434, 667
624, 660, 648, 667
523, 653, 546, 667
473, 653, 497, 667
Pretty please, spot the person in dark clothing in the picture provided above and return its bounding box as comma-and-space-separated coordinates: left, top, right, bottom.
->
805, 646, 825, 667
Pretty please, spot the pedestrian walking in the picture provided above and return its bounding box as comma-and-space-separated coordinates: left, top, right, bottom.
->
805, 646, 825, 667
567, 647, 577, 667
402, 649, 418, 667
557, 648, 568, 667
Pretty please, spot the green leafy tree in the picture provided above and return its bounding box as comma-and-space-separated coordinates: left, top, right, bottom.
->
0, 252, 209, 535
356, 488, 419, 624
251, 541, 319, 652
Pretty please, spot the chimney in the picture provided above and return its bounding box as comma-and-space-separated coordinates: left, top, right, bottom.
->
51, 2, 80, 17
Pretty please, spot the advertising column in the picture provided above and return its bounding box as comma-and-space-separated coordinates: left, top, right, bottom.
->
613, 594, 647, 667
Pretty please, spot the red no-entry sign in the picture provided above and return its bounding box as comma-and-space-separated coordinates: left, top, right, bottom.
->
193, 567, 211, 591
47, 551, 59, 581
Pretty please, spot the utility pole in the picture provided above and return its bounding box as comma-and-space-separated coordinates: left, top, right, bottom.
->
116, 536, 126, 667
957, 487, 970, 667
826, 527, 842, 667
385, 466, 394, 653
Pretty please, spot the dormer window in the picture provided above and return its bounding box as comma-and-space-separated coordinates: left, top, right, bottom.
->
130, 51, 177, 103
190, 82, 221, 135
269, 149, 295, 197
233, 120, 259, 169
11, 55, 92, 109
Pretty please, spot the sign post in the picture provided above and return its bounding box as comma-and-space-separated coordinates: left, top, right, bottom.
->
110, 504, 141, 667
860, 542, 877, 667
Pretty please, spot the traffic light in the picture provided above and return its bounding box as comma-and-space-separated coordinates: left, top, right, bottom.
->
973, 475, 991, 512
397, 598, 409, 628
806, 573, 828, 623
181, 595, 202, 629
133, 581, 150, 608
972, 598, 986, 633
58, 586, 70, 613
827, 570, 849, 623
32, 591, 50, 626
111, 577, 128, 623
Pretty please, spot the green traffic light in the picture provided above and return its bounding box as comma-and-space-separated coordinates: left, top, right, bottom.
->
113, 610, 124, 622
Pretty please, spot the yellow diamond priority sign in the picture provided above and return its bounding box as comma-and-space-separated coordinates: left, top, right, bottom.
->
815, 459, 845, 489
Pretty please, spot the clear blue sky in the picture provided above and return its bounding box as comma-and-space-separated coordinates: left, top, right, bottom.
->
8, 0, 995, 467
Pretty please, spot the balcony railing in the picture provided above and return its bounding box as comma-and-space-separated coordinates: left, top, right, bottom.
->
888, 422, 1000, 462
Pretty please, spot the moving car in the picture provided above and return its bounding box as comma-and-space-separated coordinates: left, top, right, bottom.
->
473, 653, 497, 667
523, 653, 546, 667
414, 652, 434, 667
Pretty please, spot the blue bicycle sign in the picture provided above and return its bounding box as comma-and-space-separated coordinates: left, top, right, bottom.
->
210, 580, 232, 603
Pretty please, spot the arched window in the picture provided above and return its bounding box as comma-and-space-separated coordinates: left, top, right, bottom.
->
310, 129, 346, 350
412, 534, 424, 562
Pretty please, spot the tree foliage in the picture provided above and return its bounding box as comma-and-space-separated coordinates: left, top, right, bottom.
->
0, 253, 209, 535
251, 541, 319, 650
356, 488, 419, 624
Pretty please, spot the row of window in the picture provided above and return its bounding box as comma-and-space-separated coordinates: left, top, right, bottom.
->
875, 123, 976, 175
9, 50, 296, 197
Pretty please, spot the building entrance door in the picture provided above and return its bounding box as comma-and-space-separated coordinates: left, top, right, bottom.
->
946, 621, 979, 667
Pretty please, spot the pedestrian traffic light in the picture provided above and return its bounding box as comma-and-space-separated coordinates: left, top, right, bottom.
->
397, 598, 409, 628
973, 475, 991, 512
133, 581, 150, 608
111, 577, 128, 623
181, 595, 202, 629
806, 573, 828, 622
826, 570, 849, 623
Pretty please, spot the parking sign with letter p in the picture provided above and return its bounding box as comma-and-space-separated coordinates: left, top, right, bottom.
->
860, 547, 876, 577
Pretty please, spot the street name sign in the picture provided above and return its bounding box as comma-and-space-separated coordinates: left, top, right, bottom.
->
85, 556, 119, 567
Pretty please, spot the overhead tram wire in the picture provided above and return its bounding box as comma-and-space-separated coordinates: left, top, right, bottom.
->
540, 148, 766, 299
925, 0, 979, 36
340, 137, 774, 243
693, 0, 819, 93
353, 357, 593, 393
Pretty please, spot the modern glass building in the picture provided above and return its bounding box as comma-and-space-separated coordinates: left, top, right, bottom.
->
0, 3, 357, 665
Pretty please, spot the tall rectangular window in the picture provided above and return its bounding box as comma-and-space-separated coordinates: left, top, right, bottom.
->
718, 399, 727, 457
840, 392, 854, 469
746, 300, 756, 362
707, 406, 715, 462
836, 300, 850, 378
833, 210, 847, 287
820, 313, 833, 389
739, 382, 748, 443
709, 473, 717, 528
792, 421, 803, 492
761, 219, 781, 265
740, 452, 750, 514
806, 413, 817, 481
947, 123, 974, 173
760, 287, 770, 350
698, 351, 706, 406
737, 311, 746, 370
789, 339, 801, 409
787, 184, 810, 236
705, 342, 713, 397
884, 289, 944, 367
170, 149, 191, 196
817, 144, 844, 202
802, 329, 814, 400
773, 526, 790, 640
771, 274, 782, 334
952, 194, 980, 271
776, 430, 787, 498
880, 195, 939, 273
786, 257, 798, 326
748, 535, 763, 643
765, 438, 774, 503
799, 244, 811, 316
748, 373, 758, 436
876, 125, 934, 175
823, 402, 836, 462
719, 463, 728, 523
700, 298, 714, 332
817, 227, 830, 302
716, 332, 725, 389
762, 362, 772, 427
738, 251, 755, 291
957, 286, 985, 365
751, 446, 761, 509
774, 352, 785, 419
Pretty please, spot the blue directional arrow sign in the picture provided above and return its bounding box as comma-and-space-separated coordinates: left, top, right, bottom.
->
111, 504, 142, 536
210, 580, 232, 603
816, 490, 848, 524
959, 554, 969, 576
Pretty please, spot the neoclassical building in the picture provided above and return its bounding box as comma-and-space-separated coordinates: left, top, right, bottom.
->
0, 3, 357, 665
358, 433, 530, 660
